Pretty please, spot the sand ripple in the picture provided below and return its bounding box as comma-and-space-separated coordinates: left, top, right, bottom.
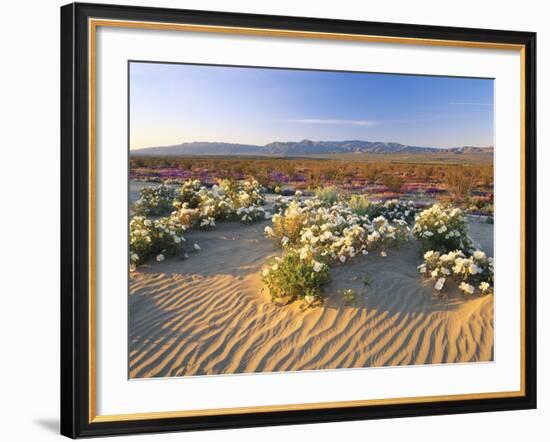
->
129, 221, 493, 378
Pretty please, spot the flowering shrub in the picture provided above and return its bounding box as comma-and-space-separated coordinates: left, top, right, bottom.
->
412, 204, 473, 253
418, 249, 494, 296
347, 197, 419, 224
132, 184, 177, 216
173, 179, 266, 224
265, 198, 410, 262
169, 206, 202, 228
267, 201, 308, 246
198, 216, 217, 230
164, 178, 269, 230
129, 215, 187, 264
273, 195, 291, 214
239, 180, 265, 205
261, 250, 330, 306
272, 190, 304, 214
217, 179, 265, 207
237, 205, 269, 224
262, 196, 411, 306
130, 178, 268, 265
375, 199, 419, 224
176, 179, 203, 208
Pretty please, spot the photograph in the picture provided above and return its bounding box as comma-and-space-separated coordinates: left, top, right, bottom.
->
57, 2, 538, 437
128, 62, 495, 379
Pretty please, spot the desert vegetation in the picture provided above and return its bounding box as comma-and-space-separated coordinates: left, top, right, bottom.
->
130, 155, 494, 216
262, 192, 492, 307
129, 154, 494, 305
129, 178, 268, 265
128, 155, 495, 377
262, 194, 411, 306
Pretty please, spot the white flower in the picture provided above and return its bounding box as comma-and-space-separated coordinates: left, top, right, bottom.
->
130, 253, 139, 262
281, 236, 289, 247
264, 226, 274, 236
193, 243, 201, 251
304, 294, 315, 304
174, 236, 181, 244
362, 249, 369, 255
262, 268, 269, 277
272, 263, 278, 271
380, 251, 387, 257
156, 254, 165, 262
468, 263, 481, 275
312, 261, 324, 273
339, 255, 346, 263
417, 264, 427, 273
473, 250, 486, 260
424, 250, 434, 259
479, 281, 490, 292
459, 282, 475, 295
441, 267, 451, 275
434, 277, 446, 291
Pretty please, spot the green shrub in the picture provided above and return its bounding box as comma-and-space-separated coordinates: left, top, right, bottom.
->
176, 180, 202, 208
314, 186, 340, 206
132, 184, 177, 216
418, 249, 493, 296
443, 166, 477, 201
129, 215, 187, 264
412, 204, 473, 253
261, 250, 330, 305
381, 174, 404, 192
348, 194, 371, 216
377, 199, 419, 224
340, 288, 356, 304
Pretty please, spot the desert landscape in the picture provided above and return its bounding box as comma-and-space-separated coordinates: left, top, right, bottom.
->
128, 151, 494, 378
128, 62, 494, 378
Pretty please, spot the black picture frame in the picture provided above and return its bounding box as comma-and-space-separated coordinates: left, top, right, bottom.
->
61, 2, 537, 438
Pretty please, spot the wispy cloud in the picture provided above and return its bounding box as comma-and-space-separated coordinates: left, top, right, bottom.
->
449, 102, 493, 107
284, 118, 378, 127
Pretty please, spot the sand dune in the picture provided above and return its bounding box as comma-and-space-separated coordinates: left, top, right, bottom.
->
129, 219, 493, 378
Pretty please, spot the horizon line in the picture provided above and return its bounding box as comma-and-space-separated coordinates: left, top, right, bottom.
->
130, 138, 494, 151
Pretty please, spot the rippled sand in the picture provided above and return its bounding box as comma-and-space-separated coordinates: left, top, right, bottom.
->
129, 220, 493, 378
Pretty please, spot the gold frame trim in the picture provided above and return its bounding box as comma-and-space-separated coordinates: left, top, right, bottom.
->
88, 18, 527, 424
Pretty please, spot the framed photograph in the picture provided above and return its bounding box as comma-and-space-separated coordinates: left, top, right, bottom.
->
60, 2, 536, 438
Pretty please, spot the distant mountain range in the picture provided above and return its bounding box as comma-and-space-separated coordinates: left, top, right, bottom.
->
131, 139, 494, 156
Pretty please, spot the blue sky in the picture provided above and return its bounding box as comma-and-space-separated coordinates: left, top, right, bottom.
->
130, 62, 494, 150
